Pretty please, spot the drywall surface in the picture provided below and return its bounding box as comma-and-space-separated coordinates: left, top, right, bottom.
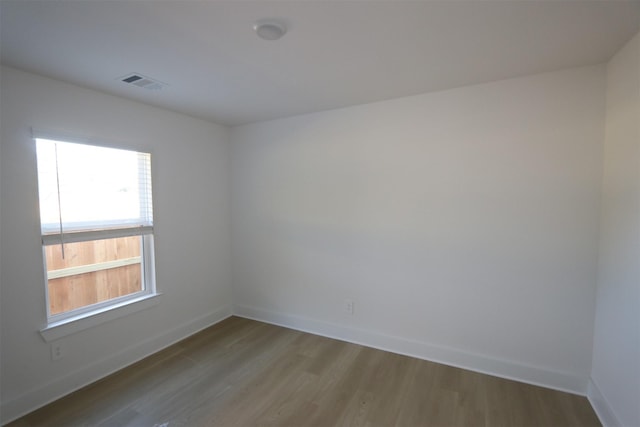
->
0, 67, 232, 423
590, 33, 640, 427
231, 65, 605, 393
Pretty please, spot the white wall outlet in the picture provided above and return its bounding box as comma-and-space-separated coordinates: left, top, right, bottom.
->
344, 298, 354, 315
51, 342, 63, 361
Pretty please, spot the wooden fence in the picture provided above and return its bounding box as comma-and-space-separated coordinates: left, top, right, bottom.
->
45, 236, 142, 315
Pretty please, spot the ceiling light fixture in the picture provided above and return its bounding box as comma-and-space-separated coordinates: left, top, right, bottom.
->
253, 20, 287, 41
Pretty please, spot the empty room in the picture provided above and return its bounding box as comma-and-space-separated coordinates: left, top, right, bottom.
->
0, 1, 638, 426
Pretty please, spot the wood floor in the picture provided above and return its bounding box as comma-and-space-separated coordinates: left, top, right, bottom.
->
9, 316, 601, 427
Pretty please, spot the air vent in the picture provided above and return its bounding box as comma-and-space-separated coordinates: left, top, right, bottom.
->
119, 73, 167, 91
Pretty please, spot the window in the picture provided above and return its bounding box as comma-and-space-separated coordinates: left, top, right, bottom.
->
35, 135, 156, 323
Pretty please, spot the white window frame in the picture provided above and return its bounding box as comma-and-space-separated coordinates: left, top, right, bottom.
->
33, 130, 160, 338
42, 231, 157, 323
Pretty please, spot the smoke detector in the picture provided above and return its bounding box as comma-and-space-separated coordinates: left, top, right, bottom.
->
119, 73, 167, 90
254, 20, 287, 40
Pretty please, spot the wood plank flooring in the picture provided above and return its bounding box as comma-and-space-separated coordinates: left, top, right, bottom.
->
9, 316, 601, 426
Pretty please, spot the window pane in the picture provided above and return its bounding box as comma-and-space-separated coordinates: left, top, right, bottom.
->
45, 236, 143, 315
35, 136, 156, 320
36, 139, 153, 233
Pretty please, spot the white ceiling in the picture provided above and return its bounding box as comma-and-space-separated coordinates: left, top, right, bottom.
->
1, 1, 639, 126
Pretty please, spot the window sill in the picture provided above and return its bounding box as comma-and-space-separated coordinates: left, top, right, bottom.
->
40, 293, 163, 342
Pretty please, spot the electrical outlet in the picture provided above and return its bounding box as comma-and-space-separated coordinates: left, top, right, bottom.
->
344, 298, 354, 315
51, 343, 63, 361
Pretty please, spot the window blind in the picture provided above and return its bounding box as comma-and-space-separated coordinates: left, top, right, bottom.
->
35, 137, 153, 245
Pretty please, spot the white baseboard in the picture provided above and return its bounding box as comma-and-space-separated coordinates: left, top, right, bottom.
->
233, 304, 588, 396
1, 305, 232, 425
587, 378, 622, 427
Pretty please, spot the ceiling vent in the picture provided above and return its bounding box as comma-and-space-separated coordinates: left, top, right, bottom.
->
119, 73, 167, 90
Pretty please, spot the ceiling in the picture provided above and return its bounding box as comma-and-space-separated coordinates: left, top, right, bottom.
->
1, 1, 639, 126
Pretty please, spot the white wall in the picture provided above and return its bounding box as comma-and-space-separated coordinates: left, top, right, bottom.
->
0, 66, 232, 423
589, 33, 640, 427
3, 53, 631, 424
230, 65, 605, 394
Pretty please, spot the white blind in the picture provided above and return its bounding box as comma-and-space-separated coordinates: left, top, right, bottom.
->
35, 138, 154, 237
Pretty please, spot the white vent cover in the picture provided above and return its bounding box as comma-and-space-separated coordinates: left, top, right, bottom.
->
119, 73, 167, 90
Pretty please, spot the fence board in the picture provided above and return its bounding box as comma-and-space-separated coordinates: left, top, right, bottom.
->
46, 236, 143, 315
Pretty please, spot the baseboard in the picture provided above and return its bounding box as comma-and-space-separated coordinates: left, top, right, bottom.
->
233, 304, 588, 396
1, 305, 232, 425
587, 378, 622, 427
